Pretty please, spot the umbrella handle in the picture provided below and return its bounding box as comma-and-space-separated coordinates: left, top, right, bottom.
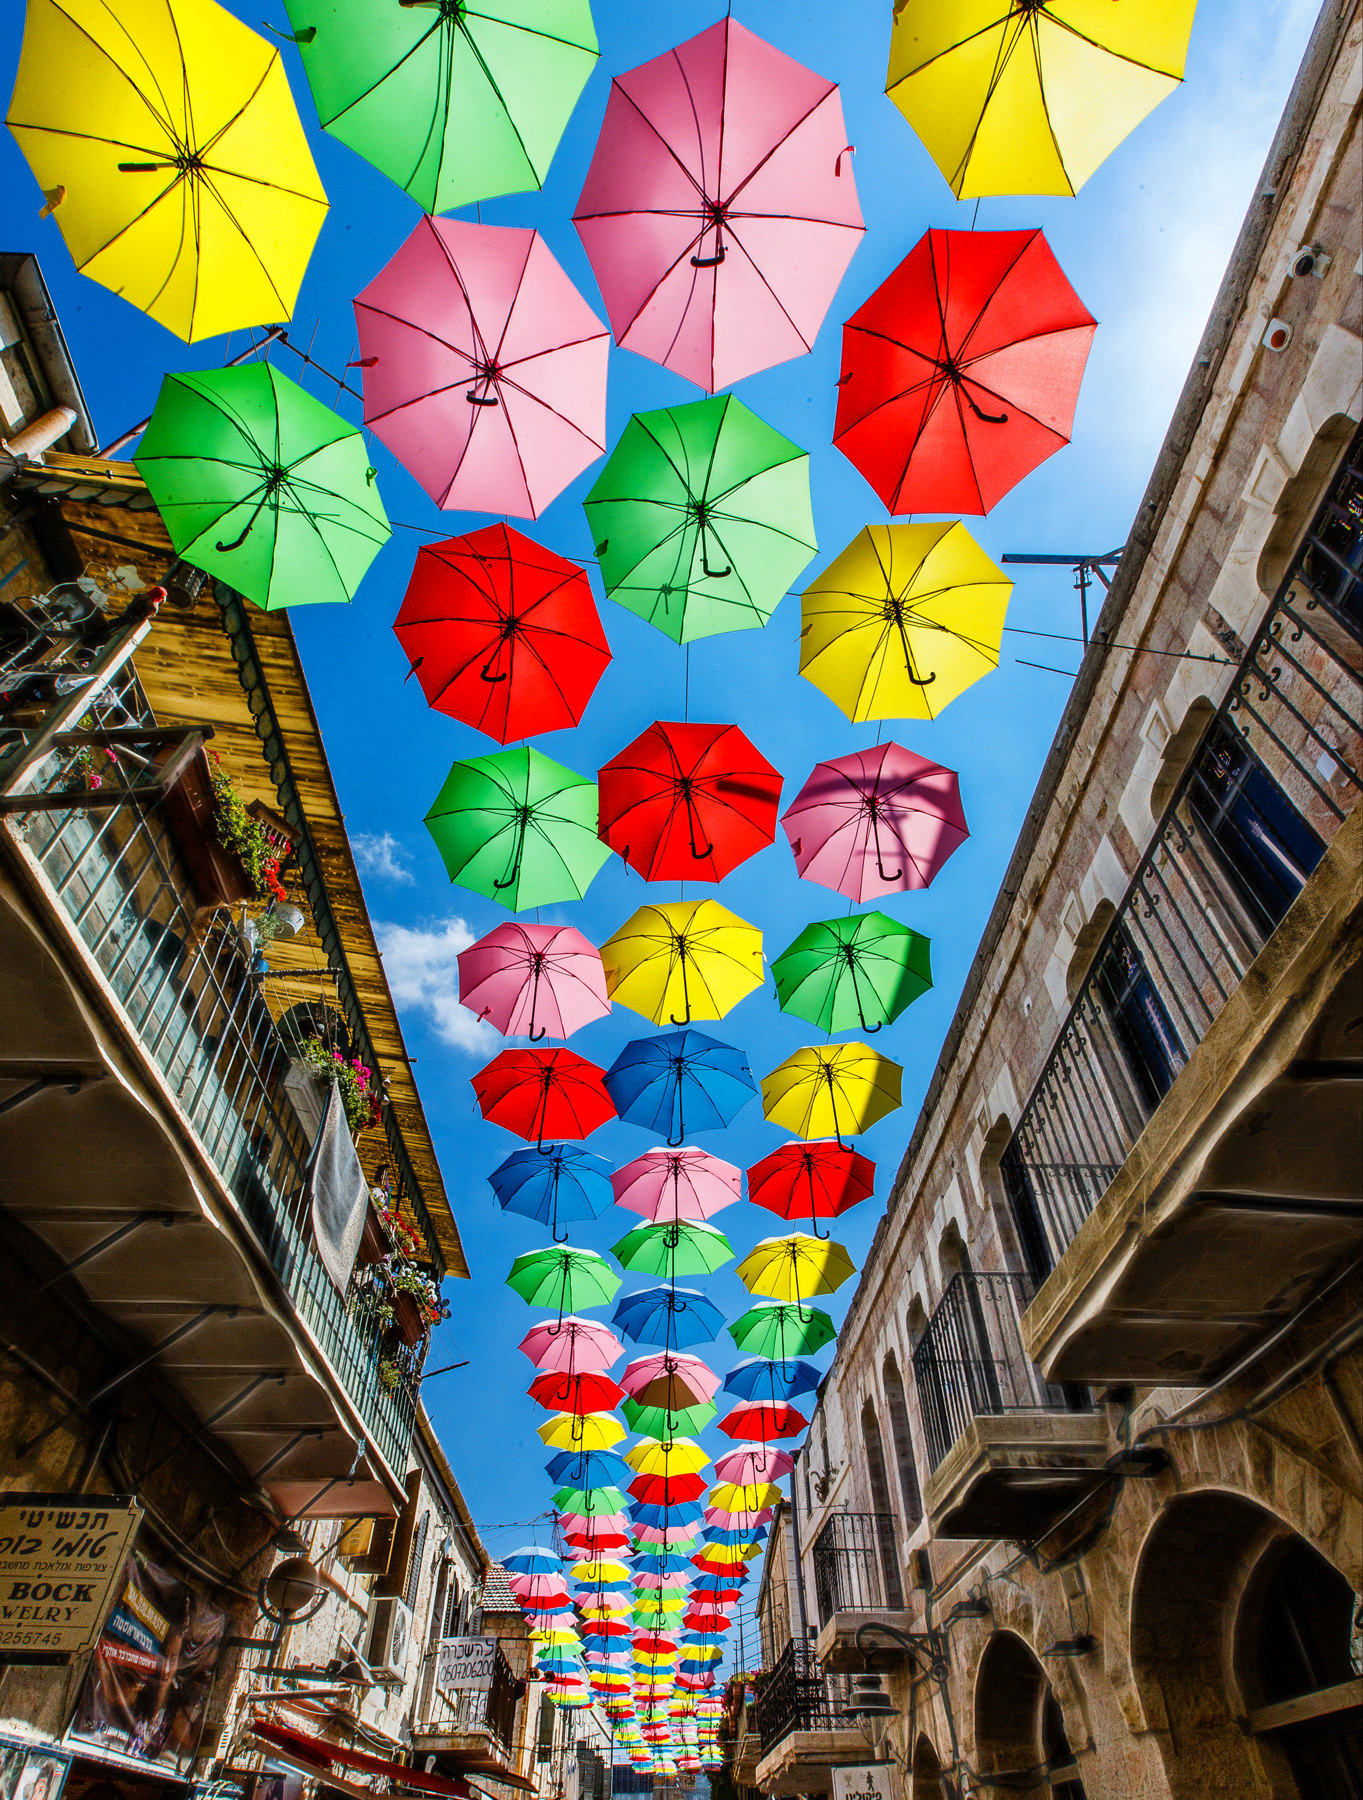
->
700, 553, 731, 578
690, 247, 727, 268
908, 668, 937, 688
215, 489, 271, 553
466, 391, 500, 406
480, 661, 510, 682
963, 390, 1009, 425
528, 1023, 547, 1042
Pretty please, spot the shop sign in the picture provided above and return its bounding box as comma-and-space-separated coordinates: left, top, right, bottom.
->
831, 1765, 897, 1800
0, 1494, 142, 1660
0, 1732, 73, 1800
436, 1636, 497, 1693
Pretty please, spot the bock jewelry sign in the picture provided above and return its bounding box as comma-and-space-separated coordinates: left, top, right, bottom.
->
831, 1766, 897, 1800
0, 1494, 142, 1659
436, 1636, 497, 1693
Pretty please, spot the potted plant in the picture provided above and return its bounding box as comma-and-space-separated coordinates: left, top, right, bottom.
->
291, 1036, 383, 1138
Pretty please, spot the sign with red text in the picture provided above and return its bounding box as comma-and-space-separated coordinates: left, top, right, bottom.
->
0, 1494, 141, 1659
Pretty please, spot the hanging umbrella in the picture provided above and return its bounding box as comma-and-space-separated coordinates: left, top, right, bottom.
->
530, 1369, 626, 1414
396, 527, 611, 744
539, 1412, 626, 1451
490, 1144, 614, 1241
611, 1221, 734, 1282
134, 365, 387, 611
800, 524, 1013, 721
7, 0, 327, 342
284, 0, 595, 212
572, 1560, 634, 1583
625, 1439, 710, 1478
728, 1300, 836, 1359
782, 744, 969, 904
504, 1548, 563, 1573
573, 17, 863, 392
746, 1144, 875, 1235
507, 1244, 620, 1313
735, 1234, 858, 1301
623, 1398, 718, 1440
613, 1286, 726, 1349
554, 1486, 628, 1517
601, 902, 764, 1028
461, 923, 610, 1041
473, 1047, 615, 1147
761, 1044, 902, 1144
701, 1523, 767, 1546
713, 1447, 794, 1485
583, 396, 816, 645
597, 721, 782, 883
772, 913, 932, 1037
612, 1147, 741, 1222
629, 1472, 710, 1508
619, 1354, 721, 1411
722, 1353, 821, 1401
519, 1316, 625, 1373
509, 1572, 572, 1602
886, 1, 1195, 198
605, 1030, 756, 1147
834, 229, 1096, 515
427, 746, 609, 912
354, 217, 608, 518
546, 1450, 633, 1488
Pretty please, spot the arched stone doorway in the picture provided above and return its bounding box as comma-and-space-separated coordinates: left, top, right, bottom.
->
973, 1631, 1087, 1797
910, 1733, 945, 1799
1131, 1489, 1362, 1798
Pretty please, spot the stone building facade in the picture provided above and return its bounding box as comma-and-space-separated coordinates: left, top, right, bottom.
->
750, 3, 1362, 1797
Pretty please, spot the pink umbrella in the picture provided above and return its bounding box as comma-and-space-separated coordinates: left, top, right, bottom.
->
713, 1447, 795, 1485
633, 1524, 699, 1546
782, 743, 969, 903
518, 1316, 626, 1372
460, 922, 611, 1041
611, 1147, 741, 1222
703, 1505, 774, 1529
560, 1513, 631, 1535
510, 1573, 572, 1601
619, 1353, 721, 1408
354, 217, 609, 519
573, 18, 863, 393
632, 1572, 686, 1591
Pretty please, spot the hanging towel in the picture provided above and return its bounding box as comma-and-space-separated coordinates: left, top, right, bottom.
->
306, 1079, 368, 1292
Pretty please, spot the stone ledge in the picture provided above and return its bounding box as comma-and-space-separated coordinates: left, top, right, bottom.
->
755, 1728, 871, 1797
923, 1410, 1114, 1540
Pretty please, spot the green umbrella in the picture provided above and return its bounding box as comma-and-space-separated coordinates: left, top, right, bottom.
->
610, 1220, 734, 1280
728, 1299, 836, 1359
553, 1486, 628, 1517
622, 1397, 717, 1438
283, 0, 597, 214
583, 395, 817, 645
507, 1245, 621, 1312
135, 363, 389, 612
426, 745, 610, 912
773, 914, 933, 1035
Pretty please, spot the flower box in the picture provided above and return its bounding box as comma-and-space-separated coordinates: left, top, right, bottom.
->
392, 1289, 428, 1346
159, 744, 254, 909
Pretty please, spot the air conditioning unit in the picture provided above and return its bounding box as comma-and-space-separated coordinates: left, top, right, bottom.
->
367, 1596, 414, 1681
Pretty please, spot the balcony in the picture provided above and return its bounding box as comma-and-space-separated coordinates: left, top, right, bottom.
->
810, 1512, 916, 1672
1010, 441, 1362, 1386
751, 1641, 864, 1797
414, 1645, 524, 1784
912, 1273, 1109, 1539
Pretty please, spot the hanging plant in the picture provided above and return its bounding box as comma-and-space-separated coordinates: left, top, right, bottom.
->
208, 750, 291, 900
295, 1035, 383, 1135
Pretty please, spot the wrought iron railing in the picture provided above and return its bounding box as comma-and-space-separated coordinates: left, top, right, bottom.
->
422, 1646, 519, 1759
750, 1641, 842, 1751
811, 1512, 901, 1625
912, 1273, 1090, 1472
1001, 436, 1362, 1279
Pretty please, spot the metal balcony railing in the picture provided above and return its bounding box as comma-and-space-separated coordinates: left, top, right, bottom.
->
811, 1512, 902, 1626
422, 1645, 520, 1759
912, 1272, 1091, 1472
751, 1641, 842, 1752
1001, 433, 1362, 1280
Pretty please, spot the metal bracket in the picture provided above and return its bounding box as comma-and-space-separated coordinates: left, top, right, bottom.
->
0, 1068, 106, 1115
0, 725, 208, 812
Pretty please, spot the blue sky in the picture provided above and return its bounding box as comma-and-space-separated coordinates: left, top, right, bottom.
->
1, 0, 1319, 1602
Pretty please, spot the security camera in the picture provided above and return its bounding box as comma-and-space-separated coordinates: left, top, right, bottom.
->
1290, 244, 1331, 279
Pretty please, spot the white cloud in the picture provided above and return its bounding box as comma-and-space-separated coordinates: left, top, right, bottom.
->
375, 917, 495, 1054
354, 831, 415, 885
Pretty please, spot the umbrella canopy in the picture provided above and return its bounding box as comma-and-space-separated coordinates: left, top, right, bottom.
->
729, 1300, 836, 1359
611, 1221, 734, 1282
597, 721, 782, 883
623, 1397, 717, 1440
625, 1439, 710, 1477
530, 1369, 626, 1414
285, 0, 595, 212
509, 1571, 572, 1602
601, 901, 764, 1027
620, 1354, 721, 1411
800, 523, 1012, 721
612, 1147, 741, 1222
7, 0, 326, 342
539, 1412, 626, 1451
584, 396, 816, 645
761, 1043, 903, 1144
473, 1047, 615, 1146
722, 1355, 821, 1401
736, 1234, 858, 1301
554, 1486, 628, 1517
712, 1446, 793, 1484
461, 923, 610, 1041
887, 0, 1195, 198
426, 746, 610, 912
746, 1143, 875, 1232
504, 1548, 563, 1573
605, 1030, 756, 1146
546, 1450, 633, 1488
572, 1560, 634, 1583
134, 365, 386, 611
629, 1472, 710, 1508
834, 229, 1096, 515
613, 1286, 726, 1349
490, 1143, 614, 1238
782, 744, 969, 904
396, 527, 611, 744
355, 217, 608, 518
573, 18, 862, 391
507, 1245, 621, 1313
773, 913, 932, 1037
519, 1316, 625, 1373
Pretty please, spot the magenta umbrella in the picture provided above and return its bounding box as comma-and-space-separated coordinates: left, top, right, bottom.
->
459, 922, 610, 1041
573, 18, 863, 394
611, 1147, 741, 1222
518, 1316, 626, 1373
354, 217, 609, 519
704, 1504, 774, 1529
713, 1447, 795, 1484
620, 1352, 722, 1407
782, 743, 969, 903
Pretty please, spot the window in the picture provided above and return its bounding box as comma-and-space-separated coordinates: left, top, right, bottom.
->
859, 1399, 904, 1609
881, 1352, 923, 1527
1185, 720, 1324, 934
1092, 922, 1186, 1110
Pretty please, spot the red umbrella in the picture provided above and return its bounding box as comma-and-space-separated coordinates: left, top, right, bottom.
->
683, 1610, 731, 1632
834, 228, 1096, 515
472, 1047, 616, 1146
598, 720, 782, 883
573, 19, 862, 394
747, 1141, 875, 1235
717, 1402, 810, 1442
628, 1471, 709, 1507
394, 525, 611, 743
530, 1370, 627, 1414
691, 1555, 749, 1579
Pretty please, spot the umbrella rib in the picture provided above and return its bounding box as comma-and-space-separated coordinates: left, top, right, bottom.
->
453, 16, 540, 188
315, 12, 446, 126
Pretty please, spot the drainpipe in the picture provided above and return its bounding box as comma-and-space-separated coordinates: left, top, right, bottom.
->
788, 1447, 810, 1642
3, 404, 77, 462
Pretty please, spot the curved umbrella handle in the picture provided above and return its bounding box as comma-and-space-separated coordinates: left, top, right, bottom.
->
700, 553, 731, 578
908, 668, 937, 689
528, 1023, 547, 1042
964, 390, 1009, 425
690, 246, 727, 268
480, 661, 509, 682
466, 391, 500, 406
215, 487, 272, 554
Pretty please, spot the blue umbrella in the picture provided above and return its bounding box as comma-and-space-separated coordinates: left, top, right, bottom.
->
701, 1524, 769, 1546
633, 1551, 693, 1574
613, 1284, 726, 1347
503, 1546, 564, 1573
536, 1654, 585, 1671
722, 1354, 823, 1402
604, 1029, 756, 1146
489, 1142, 615, 1241
546, 1449, 634, 1487
630, 1501, 705, 1530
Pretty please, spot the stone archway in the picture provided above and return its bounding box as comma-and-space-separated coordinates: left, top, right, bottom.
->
972, 1631, 1086, 1795
910, 1734, 945, 1799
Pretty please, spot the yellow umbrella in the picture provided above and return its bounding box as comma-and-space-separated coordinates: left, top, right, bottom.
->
624, 1438, 711, 1477
761, 1044, 902, 1144
697, 1542, 759, 1565
6, 0, 328, 342
531, 1629, 583, 1645
736, 1234, 858, 1301
538, 1412, 626, 1451
709, 1481, 783, 1514
886, 0, 1196, 199
600, 900, 764, 1026
580, 1597, 632, 1616
800, 523, 1011, 723
571, 1560, 633, 1583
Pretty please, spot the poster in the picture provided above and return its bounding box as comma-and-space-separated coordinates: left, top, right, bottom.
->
0, 1737, 71, 1800
0, 1494, 142, 1659
436, 1636, 497, 1693
831, 1766, 897, 1800
68, 1553, 225, 1776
